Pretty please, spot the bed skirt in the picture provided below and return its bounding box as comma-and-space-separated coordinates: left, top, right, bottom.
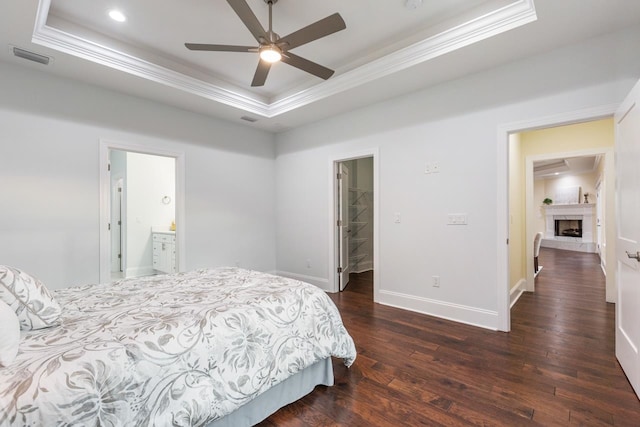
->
206, 357, 334, 427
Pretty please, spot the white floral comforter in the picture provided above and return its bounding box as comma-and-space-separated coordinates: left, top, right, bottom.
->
0, 268, 356, 426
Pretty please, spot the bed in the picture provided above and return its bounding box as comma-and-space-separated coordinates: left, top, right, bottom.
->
0, 267, 356, 426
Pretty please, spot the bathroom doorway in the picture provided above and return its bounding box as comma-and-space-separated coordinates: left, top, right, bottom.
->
99, 141, 185, 284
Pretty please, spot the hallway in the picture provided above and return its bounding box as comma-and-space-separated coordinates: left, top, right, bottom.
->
510, 247, 637, 424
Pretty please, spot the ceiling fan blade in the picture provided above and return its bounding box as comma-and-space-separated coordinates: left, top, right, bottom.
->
251, 60, 272, 87
281, 52, 334, 80
185, 43, 255, 52
226, 0, 269, 43
278, 13, 346, 50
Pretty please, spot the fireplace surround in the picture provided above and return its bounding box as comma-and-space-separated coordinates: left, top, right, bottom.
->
543, 204, 595, 253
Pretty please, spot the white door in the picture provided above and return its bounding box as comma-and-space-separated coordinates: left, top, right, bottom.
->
110, 178, 123, 273
615, 78, 640, 399
338, 163, 350, 291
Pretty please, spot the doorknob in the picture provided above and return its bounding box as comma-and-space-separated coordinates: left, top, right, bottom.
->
626, 251, 640, 261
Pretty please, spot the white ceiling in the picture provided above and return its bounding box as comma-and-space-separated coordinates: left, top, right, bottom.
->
534, 156, 599, 179
2, 0, 640, 132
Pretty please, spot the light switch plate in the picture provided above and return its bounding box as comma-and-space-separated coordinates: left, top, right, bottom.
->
394, 212, 401, 223
425, 161, 440, 174
447, 213, 468, 225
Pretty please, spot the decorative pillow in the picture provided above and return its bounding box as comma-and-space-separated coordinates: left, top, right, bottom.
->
0, 265, 61, 330
0, 299, 20, 366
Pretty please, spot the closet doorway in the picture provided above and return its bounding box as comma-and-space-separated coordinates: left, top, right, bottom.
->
332, 153, 378, 298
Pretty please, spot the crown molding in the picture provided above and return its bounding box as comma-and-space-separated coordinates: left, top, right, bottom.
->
270, 0, 537, 115
32, 0, 536, 118
32, 0, 270, 117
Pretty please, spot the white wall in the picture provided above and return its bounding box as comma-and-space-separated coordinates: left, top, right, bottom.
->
275, 25, 640, 330
508, 134, 525, 304
0, 61, 276, 290
533, 179, 546, 235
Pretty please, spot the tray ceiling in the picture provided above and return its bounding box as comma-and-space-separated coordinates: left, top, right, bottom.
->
2, 0, 640, 131
33, 0, 535, 117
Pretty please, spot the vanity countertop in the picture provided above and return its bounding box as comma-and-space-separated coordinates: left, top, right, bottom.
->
151, 227, 175, 235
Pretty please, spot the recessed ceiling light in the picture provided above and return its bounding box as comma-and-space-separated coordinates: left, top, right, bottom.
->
108, 10, 126, 22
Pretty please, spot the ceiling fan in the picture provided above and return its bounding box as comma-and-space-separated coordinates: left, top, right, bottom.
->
185, 0, 346, 87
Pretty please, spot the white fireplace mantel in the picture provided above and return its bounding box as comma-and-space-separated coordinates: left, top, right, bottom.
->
543, 203, 595, 215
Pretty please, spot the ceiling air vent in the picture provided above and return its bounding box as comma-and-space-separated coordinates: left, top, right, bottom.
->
12, 47, 50, 65
240, 116, 258, 123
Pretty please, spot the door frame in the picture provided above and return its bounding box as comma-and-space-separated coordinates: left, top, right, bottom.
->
595, 176, 605, 273
328, 148, 379, 299
110, 176, 124, 273
338, 162, 351, 291
99, 139, 186, 284
497, 103, 617, 331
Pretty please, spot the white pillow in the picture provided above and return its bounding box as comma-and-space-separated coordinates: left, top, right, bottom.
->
0, 299, 20, 367
0, 265, 61, 330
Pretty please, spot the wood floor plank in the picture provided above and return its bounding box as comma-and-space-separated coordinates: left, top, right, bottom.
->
259, 249, 640, 426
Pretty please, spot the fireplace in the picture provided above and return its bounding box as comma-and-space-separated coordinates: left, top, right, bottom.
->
555, 219, 583, 238
544, 204, 595, 253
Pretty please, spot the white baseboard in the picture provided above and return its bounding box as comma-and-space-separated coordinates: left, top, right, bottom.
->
378, 290, 499, 331
510, 278, 526, 308
125, 266, 155, 278
273, 271, 330, 292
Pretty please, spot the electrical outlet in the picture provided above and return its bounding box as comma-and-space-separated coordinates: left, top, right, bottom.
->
235, 260, 240, 267
432, 275, 440, 287
394, 212, 401, 223
306, 259, 312, 268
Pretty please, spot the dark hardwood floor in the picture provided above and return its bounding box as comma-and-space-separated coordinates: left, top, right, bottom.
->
260, 249, 640, 426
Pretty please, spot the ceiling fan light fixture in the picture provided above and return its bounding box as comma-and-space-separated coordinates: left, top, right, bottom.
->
185, 0, 346, 86
259, 46, 282, 63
